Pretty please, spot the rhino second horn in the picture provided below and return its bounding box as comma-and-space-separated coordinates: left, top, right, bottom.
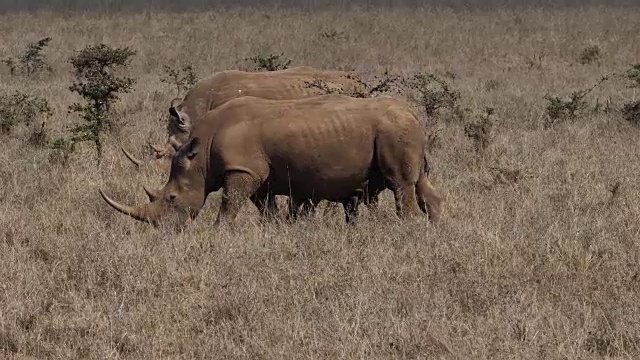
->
121, 146, 142, 167
99, 189, 150, 224
143, 185, 160, 202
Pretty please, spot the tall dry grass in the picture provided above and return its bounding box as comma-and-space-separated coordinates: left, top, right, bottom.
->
1, 5, 640, 359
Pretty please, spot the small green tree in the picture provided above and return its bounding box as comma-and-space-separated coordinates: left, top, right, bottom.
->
60, 43, 136, 162
246, 53, 292, 71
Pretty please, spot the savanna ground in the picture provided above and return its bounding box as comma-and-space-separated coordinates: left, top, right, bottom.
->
1, 5, 640, 359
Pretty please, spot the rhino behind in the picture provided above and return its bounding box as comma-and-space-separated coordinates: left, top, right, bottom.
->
122, 66, 367, 163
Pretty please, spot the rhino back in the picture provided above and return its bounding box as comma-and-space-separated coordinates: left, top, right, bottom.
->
209, 72, 361, 106
205, 95, 416, 201
173, 68, 363, 131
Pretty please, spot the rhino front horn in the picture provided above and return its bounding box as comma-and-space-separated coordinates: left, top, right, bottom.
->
120, 146, 142, 167
99, 189, 150, 224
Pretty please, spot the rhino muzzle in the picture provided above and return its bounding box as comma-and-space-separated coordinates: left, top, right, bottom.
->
99, 188, 196, 230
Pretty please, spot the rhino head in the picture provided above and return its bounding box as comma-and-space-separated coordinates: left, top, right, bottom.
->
101, 137, 211, 231
120, 98, 193, 168
157, 98, 193, 157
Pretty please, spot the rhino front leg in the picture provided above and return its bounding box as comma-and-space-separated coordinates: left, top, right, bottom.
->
216, 171, 261, 225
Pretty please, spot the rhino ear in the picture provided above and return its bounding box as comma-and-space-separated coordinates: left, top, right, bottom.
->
169, 106, 190, 132
168, 98, 183, 120
183, 137, 200, 160
170, 97, 182, 108
169, 106, 180, 120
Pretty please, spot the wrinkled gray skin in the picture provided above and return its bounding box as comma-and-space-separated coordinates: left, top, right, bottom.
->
119, 66, 371, 218
119, 66, 437, 221
101, 95, 443, 231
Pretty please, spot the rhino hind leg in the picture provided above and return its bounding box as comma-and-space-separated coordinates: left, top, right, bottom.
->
374, 147, 423, 218
321, 201, 341, 218
416, 177, 443, 223
341, 195, 361, 224
216, 171, 262, 225
285, 197, 302, 223
300, 200, 317, 218
388, 183, 421, 218
250, 192, 279, 221
284, 196, 318, 223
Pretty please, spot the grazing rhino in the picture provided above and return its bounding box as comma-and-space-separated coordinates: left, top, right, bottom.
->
120, 66, 367, 166
100, 94, 442, 230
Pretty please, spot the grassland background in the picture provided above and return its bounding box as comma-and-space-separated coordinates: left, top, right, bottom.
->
0, 0, 637, 13
1, 4, 640, 359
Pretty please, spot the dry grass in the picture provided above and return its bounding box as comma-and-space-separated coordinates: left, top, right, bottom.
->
1, 5, 640, 359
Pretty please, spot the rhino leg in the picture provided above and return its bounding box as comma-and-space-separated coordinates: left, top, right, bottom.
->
341, 195, 361, 224
389, 184, 421, 218
298, 199, 320, 220
285, 196, 311, 223
416, 177, 443, 223
216, 171, 261, 225
375, 149, 423, 218
321, 201, 341, 218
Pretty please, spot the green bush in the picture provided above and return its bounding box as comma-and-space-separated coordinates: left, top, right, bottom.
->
57, 43, 136, 162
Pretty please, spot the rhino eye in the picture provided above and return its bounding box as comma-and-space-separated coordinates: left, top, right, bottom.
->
167, 193, 177, 201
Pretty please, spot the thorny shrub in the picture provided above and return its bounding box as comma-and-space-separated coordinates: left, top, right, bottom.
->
543, 74, 611, 127
304, 70, 399, 98
401, 73, 461, 123
622, 100, 640, 126
464, 106, 495, 156
161, 64, 198, 96
626, 64, 640, 88
578, 45, 602, 65
246, 53, 292, 71
2, 37, 53, 76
